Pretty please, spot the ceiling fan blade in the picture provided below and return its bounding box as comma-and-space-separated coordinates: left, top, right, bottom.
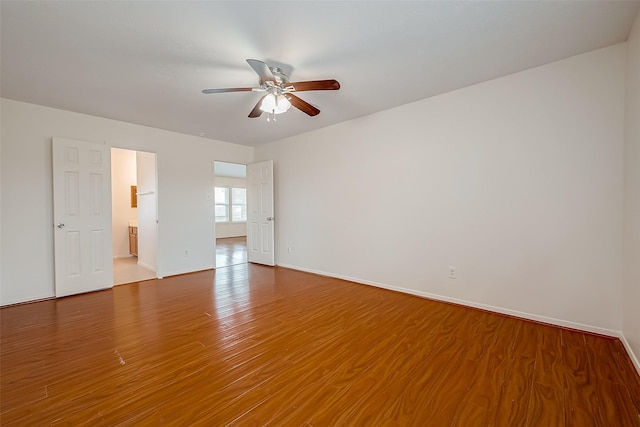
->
202, 87, 253, 94
248, 95, 266, 118
246, 59, 276, 84
287, 94, 320, 116
288, 80, 340, 92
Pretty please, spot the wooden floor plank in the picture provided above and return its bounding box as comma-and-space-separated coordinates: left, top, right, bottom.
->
596, 378, 640, 427
561, 328, 607, 427
534, 324, 564, 390
492, 320, 539, 427
1, 264, 639, 425
450, 351, 505, 426
525, 382, 565, 427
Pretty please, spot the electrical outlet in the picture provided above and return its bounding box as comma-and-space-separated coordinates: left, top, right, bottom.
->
185, 249, 189, 256
448, 266, 457, 279
287, 245, 292, 253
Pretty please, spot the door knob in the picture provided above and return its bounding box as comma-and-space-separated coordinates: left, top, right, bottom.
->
267, 217, 275, 221
57, 223, 65, 229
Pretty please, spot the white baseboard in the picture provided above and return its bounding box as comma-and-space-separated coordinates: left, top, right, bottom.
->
277, 262, 640, 376
137, 261, 156, 273
619, 334, 640, 376
216, 234, 247, 239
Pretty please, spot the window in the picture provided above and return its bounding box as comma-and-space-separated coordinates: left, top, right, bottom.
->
215, 186, 246, 223
214, 187, 229, 223
231, 188, 247, 222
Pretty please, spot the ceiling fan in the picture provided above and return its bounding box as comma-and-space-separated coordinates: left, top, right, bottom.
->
202, 59, 340, 120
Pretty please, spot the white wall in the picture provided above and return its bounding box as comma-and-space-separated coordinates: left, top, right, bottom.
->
111, 147, 137, 258
623, 13, 640, 370
0, 98, 253, 306
214, 176, 248, 238
256, 44, 626, 335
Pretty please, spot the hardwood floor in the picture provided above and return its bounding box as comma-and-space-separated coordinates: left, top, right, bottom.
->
1, 264, 639, 426
216, 236, 247, 268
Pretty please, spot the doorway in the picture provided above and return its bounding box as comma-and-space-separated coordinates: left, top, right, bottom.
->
111, 148, 158, 285
214, 161, 248, 268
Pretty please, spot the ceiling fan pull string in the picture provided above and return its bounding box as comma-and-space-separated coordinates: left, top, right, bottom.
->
273, 95, 278, 122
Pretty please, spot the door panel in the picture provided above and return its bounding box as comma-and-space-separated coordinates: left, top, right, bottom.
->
136, 151, 158, 272
247, 160, 275, 266
53, 138, 113, 297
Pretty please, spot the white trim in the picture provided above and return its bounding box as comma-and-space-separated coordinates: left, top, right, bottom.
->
277, 262, 640, 376
619, 335, 640, 376
137, 261, 156, 273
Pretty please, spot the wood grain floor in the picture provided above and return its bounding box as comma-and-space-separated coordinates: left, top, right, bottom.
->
1, 264, 639, 426
216, 237, 247, 268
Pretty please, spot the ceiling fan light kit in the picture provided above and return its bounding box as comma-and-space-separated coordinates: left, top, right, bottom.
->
260, 93, 291, 114
202, 59, 340, 120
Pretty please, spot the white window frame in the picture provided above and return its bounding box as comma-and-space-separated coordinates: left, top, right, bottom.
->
215, 186, 247, 224
231, 187, 247, 223
214, 187, 230, 223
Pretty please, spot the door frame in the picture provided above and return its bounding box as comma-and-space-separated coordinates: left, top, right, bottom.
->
110, 146, 161, 280
213, 161, 249, 268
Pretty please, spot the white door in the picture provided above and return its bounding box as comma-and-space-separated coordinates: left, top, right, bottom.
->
247, 160, 275, 266
53, 137, 113, 297
136, 151, 158, 273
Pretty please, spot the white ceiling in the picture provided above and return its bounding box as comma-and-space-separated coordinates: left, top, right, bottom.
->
2, 1, 639, 147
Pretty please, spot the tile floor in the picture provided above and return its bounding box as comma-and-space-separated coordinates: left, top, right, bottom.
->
113, 257, 156, 286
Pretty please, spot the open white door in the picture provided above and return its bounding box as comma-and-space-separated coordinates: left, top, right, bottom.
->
247, 160, 275, 266
53, 138, 113, 297
136, 151, 158, 273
